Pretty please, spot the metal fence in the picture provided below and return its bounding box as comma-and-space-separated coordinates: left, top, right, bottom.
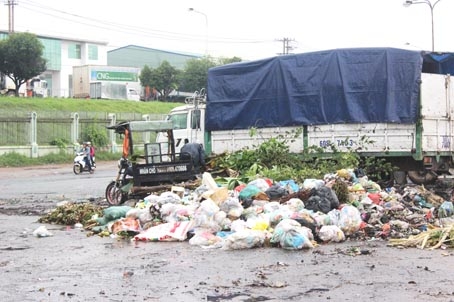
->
0, 110, 166, 157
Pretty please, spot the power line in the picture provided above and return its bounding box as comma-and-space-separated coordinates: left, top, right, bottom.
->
17, 0, 273, 46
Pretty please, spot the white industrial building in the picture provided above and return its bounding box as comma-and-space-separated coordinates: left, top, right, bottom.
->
1, 30, 108, 98
1, 31, 200, 98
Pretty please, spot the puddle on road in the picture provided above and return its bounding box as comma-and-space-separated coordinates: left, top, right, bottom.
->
104, 240, 135, 249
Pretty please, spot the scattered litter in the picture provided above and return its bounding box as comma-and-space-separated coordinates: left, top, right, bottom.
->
37, 170, 454, 251
33, 225, 53, 238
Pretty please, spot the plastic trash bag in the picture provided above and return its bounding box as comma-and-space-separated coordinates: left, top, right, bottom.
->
219, 197, 244, 220
318, 225, 345, 242
270, 219, 314, 250
284, 198, 305, 212
290, 210, 317, 237
188, 230, 223, 248
157, 191, 182, 204
312, 212, 331, 227
263, 201, 282, 213
338, 205, 362, 235
126, 208, 153, 225
160, 203, 196, 222
302, 179, 325, 190
111, 217, 141, 235
305, 186, 340, 214
326, 209, 341, 226
222, 229, 266, 250
96, 206, 132, 226
246, 216, 270, 231
269, 208, 292, 227
248, 178, 272, 191
438, 201, 453, 218
279, 179, 300, 194
134, 220, 194, 242
33, 225, 53, 237
192, 199, 222, 232
239, 184, 263, 201
265, 184, 288, 201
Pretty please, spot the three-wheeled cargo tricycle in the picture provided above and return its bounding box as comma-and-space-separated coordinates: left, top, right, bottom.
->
105, 120, 199, 205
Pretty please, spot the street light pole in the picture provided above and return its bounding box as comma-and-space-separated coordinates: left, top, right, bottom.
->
188, 7, 208, 58
403, 0, 442, 52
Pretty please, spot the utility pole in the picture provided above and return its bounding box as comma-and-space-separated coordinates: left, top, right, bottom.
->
6, 0, 17, 33
276, 38, 295, 55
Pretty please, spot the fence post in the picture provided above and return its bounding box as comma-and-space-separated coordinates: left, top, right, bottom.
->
71, 112, 79, 145
142, 114, 150, 143
108, 113, 117, 153
30, 112, 38, 158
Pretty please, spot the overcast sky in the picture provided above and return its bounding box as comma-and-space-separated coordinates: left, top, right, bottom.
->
2, 0, 453, 60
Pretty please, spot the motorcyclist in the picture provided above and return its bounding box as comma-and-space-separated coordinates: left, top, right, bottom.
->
87, 141, 96, 168
82, 142, 93, 174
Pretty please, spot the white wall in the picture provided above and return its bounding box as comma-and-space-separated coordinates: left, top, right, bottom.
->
44, 40, 108, 98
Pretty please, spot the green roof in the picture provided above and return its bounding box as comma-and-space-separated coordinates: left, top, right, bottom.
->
107, 45, 200, 70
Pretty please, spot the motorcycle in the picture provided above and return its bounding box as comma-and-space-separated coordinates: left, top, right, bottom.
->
73, 152, 95, 175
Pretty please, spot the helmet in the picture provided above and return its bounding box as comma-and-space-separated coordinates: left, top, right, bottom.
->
87, 141, 91, 145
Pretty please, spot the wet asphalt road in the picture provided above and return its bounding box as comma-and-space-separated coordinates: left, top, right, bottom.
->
0, 161, 118, 202
1, 162, 454, 302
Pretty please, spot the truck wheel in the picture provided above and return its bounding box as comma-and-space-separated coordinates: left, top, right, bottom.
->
105, 181, 128, 205
7, 91, 15, 97
407, 170, 437, 185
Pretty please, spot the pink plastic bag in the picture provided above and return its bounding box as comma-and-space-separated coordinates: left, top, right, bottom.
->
134, 220, 194, 242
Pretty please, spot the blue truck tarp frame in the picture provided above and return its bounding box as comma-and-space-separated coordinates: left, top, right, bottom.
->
206, 47, 453, 131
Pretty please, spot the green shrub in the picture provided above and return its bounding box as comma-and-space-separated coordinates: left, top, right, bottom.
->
50, 138, 70, 149
0, 152, 35, 167
81, 125, 109, 147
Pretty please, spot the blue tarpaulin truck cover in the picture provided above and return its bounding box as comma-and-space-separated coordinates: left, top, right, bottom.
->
422, 52, 454, 75
206, 47, 425, 131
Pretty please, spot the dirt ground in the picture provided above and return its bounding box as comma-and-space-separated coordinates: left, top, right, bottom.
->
1, 164, 454, 302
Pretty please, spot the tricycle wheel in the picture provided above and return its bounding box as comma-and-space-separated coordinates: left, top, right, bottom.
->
105, 181, 128, 205
73, 164, 82, 175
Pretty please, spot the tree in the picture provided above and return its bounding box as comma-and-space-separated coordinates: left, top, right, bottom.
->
149, 61, 179, 101
0, 32, 47, 96
179, 56, 241, 93
179, 57, 210, 93
218, 56, 242, 65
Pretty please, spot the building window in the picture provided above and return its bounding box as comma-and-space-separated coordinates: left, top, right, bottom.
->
88, 45, 98, 60
68, 44, 81, 59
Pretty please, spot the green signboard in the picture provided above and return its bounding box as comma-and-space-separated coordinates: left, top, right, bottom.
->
90, 71, 138, 82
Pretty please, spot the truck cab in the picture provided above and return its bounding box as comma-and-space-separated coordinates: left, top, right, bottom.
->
156, 90, 206, 153
126, 87, 140, 101
27, 77, 48, 97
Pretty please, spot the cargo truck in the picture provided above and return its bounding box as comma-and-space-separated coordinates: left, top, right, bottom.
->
0, 73, 48, 97
72, 65, 141, 101
157, 48, 454, 185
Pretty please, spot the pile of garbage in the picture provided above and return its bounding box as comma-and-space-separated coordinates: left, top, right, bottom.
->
40, 169, 454, 250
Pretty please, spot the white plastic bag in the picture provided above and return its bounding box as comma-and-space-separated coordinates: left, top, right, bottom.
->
318, 225, 345, 242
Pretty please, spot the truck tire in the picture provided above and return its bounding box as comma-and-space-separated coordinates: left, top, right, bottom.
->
407, 170, 437, 185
